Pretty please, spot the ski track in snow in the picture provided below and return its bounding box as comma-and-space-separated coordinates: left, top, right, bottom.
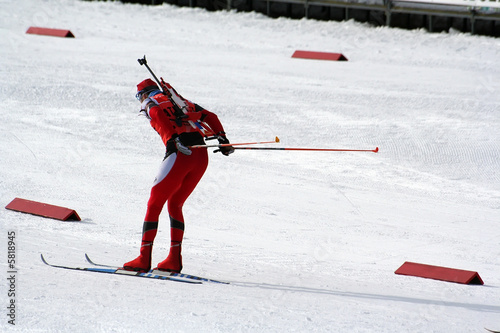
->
1, 0, 500, 332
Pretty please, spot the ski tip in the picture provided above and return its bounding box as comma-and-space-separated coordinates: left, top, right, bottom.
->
275, 136, 280, 143
40, 253, 48, 265
373, 147, 379, 153
84, 253, 96, 265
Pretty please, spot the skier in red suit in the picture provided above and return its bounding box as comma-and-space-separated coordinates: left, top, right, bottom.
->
124, 78, 234, 273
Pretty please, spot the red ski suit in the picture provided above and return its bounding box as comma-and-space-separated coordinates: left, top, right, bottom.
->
124, 81, 229, 273
145, 92, 225, 225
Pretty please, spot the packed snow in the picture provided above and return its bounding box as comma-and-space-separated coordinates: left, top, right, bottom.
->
1, 0, 500, 331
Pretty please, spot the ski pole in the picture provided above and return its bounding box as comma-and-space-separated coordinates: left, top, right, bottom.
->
190, 137, 280, 149
230, 146, 379, 153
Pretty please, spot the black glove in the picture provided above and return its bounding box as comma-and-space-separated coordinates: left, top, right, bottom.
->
166, 134, 192, 156
215, 135, 234, 156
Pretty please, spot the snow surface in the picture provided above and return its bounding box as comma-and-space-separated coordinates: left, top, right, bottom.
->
1, 0, 500, 332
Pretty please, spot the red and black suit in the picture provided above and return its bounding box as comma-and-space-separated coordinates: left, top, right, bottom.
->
124, 79, 230, 273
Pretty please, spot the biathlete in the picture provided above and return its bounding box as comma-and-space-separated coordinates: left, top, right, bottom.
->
123, 78, 234, 273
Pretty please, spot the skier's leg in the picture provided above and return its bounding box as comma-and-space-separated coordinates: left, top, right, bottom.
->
122, 221, 158, 271
123, 153, 182, 271
156, 151, 208, 272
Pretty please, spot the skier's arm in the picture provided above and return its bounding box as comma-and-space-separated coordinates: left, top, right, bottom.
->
194, 104, 225, 135
142, 98, 177, 138
194, 104, 234, 156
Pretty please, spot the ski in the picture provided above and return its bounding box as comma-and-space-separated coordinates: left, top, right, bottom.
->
85, 254, 229, 285
85, 253, 115, 268
485, 329, 500, 333
41, 254, 201, 284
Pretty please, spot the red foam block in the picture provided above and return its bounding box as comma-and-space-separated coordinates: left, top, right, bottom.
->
395, 261, 483, 285
26, 26, 75, 38
5, 198, 81, 221
292, 50, 348, 61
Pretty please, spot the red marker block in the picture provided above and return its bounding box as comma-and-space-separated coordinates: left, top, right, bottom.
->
26, 26, 75, 38
292, 50, 348, 61
395, 261, 483, 285
5, 198, 81, 221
